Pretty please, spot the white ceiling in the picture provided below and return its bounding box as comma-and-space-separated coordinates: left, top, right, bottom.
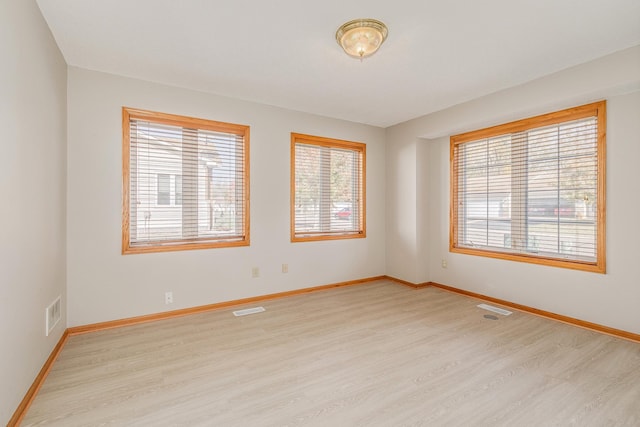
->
37, 0, 640, 128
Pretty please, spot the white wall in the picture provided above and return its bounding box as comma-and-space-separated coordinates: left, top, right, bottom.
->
66, 68, 386, 327
384, 136, 431, 284
385, 137, 418, 281
387, 45, 640, 334
0, 1, 67, 424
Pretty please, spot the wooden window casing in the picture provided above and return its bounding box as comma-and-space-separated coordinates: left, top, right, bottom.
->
450, 101, 606, 273
122, 107, 250, 254
291, 133, 366, 242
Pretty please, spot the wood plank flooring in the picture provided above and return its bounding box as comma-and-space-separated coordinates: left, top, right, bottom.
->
22, 280, 640, 426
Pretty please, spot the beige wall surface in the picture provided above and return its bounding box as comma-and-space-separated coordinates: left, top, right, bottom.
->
66, 67, 387, 327
0, 1, 67, 424
386, 46, 640, 334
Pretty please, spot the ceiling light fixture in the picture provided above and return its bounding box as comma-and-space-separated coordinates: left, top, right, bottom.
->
336, 18, 388, 60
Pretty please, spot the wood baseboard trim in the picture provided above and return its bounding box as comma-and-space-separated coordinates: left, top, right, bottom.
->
429, 281, 640, 343
68, 275, 386, 336
8, 330, 70, 427
384, 275, 430, 289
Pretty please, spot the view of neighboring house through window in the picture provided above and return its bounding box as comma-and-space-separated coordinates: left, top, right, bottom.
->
175, 175, 182, 205
157, 173, 170, 205
450, 101, 606, 273
291, 133, 365, 242
156, 174, 182, 206
122, 108, 250, 253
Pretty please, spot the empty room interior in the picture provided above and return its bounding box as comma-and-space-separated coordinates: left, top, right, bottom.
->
3, 0, 640, 425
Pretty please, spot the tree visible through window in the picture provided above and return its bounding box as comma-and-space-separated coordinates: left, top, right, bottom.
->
450, 101, 606, 273
122, 108, 250, 254
291, 133, 365, 242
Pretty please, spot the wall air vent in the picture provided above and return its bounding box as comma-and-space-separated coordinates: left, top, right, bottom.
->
46, 296, 62, 336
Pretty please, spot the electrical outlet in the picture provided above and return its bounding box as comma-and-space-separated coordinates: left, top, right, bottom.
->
441, 259, 447, 268
252, 267, 260, 278
165, 291, 173, 304
282, 263, 288, 273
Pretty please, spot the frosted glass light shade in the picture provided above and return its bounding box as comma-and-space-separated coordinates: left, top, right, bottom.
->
336, 19, 388, 59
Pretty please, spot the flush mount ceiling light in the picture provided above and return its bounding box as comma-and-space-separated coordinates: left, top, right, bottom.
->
336, 18, 388, 59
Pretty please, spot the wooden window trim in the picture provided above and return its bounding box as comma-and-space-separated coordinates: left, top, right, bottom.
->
122, 107, 250, 254
450, 101, 606, 273
291, 133, 366, 243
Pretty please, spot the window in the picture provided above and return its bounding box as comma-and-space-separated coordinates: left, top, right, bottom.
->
450, 101, 606, 273
291, 133, 365, 242
122, 107, 249, 254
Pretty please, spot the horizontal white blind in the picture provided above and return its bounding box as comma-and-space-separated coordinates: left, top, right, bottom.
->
454, 116, 599, 263
128, 118, 246, 248
294, 141, 363, 238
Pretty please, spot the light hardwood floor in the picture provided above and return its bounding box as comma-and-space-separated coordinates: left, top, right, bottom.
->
22, 280, 640, 426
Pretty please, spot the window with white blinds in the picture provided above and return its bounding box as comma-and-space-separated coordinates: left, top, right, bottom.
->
450, 101, 606, 273
122, 108, 250, 254
291, 133, 365, 242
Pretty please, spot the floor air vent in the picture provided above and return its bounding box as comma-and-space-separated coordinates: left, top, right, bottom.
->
233, 306, 266, 317
477, 303, 512, 316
